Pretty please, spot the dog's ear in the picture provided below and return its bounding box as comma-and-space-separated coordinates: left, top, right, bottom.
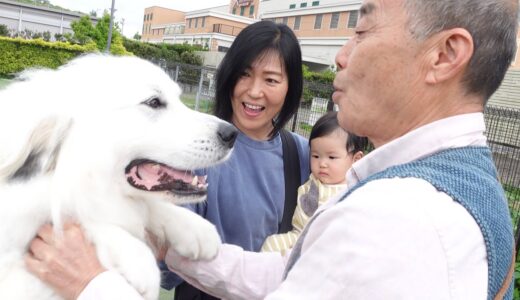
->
0, 115, 73, 182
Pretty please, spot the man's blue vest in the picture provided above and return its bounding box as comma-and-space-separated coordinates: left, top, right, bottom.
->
285, 146, 514, 299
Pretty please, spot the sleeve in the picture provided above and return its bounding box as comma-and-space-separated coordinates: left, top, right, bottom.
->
261, 230, 299, 255
77, 271, 143, 300
264, 178, 486, 299
165, 243, 287, 300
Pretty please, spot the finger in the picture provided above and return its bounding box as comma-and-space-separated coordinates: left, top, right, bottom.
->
36, 223, 55, 245
24, 253, 45, 277
28, 236, 53, 261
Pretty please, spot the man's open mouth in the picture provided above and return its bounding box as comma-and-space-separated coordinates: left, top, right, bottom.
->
125, 159, 207, 196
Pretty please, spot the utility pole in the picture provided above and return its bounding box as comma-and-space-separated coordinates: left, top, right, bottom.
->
121, 18, 125, 36
105, 0, 115, 53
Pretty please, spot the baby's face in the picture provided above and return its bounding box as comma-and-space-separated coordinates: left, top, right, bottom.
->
310, 131, 353, 185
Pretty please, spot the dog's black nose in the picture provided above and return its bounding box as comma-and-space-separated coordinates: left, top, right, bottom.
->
217, 123, 238, 148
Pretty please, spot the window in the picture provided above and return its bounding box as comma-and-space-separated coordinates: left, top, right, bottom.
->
143, 15, 146, 21
294, 16, 301, 30
195, 18, 199, 28
312, 1, 319, 6
314, 14, 322, 29
300, 2, 307, 8
150, 13, 153, 20
201, 17, 206, 27
330, 12, 339, 29
289, 4, 296, 9
188, 18, 192, 28
250, 5, 255, 16
240, 6, 245, 16
282, 17, 288, 25
232, 7, 236, 14
218, 46, 229, 52
348, 10, 358, 28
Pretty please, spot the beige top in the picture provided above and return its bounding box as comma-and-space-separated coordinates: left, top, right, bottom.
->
261, 173, 347, 255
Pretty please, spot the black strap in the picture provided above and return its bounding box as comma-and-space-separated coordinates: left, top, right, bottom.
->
279, 129, 301, 234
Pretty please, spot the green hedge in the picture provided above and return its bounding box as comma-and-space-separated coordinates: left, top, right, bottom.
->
0, 36, 97, 75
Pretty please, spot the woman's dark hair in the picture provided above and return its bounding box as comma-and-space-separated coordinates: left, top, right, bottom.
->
213, 20, 303, 137
310, 112, 369, 154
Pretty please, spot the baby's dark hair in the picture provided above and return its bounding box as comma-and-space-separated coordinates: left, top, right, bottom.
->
309, 111, 368, 154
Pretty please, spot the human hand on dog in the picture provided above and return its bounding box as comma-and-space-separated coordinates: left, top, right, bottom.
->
25, 223, 106, 300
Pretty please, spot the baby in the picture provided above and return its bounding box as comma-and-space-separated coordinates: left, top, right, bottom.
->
262, 111, 368, 255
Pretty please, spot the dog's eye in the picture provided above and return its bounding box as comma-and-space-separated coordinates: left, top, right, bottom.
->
142, 97, 166, 109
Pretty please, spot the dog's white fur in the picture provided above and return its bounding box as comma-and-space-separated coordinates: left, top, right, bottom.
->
0, 54, 234, 299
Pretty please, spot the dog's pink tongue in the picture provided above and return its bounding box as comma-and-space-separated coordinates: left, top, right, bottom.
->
138, 163, 193, 184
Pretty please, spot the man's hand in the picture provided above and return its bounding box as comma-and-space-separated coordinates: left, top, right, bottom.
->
25, 223, 106, 300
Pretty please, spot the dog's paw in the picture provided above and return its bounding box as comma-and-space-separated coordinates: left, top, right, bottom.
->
168, 215, 221, 260
112, 247, 160, 300
91, 226, 160, 300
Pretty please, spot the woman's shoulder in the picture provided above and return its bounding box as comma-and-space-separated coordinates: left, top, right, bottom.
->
288, 131, 309, 148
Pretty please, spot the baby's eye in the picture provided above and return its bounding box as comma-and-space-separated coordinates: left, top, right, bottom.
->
311, 155, 319, 159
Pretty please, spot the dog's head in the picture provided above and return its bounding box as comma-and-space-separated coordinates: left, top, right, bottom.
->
0, 54, 237, 205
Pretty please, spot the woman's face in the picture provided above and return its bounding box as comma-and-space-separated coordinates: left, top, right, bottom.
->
231, 52, 288, 140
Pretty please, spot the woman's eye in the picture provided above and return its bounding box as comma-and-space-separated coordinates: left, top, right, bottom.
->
266, 78, 279, 84
142, 97, 166, 109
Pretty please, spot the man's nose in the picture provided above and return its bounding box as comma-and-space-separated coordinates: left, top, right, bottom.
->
335, 39, 354, 70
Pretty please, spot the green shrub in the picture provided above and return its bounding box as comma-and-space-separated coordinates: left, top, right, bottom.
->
0, 36, 97, 75
301, 65, 335, 104
514, 261, 520, 299
122, 38, 203, 66
0, 24, 9, 37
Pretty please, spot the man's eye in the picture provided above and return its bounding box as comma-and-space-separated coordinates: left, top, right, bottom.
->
142, 97, 166, 109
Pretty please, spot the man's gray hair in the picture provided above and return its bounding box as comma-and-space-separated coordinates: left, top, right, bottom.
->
403, 0, 519, 102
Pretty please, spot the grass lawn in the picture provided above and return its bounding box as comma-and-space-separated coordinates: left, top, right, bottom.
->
159, 288, 175, 300
181, 94, 214, 113
0, 78, 11, 90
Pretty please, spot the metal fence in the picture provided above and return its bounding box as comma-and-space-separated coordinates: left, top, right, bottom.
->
484, 106, 520, 252
161, 62, 520, 250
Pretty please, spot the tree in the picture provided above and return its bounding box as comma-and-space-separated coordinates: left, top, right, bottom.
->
89, 10, 97, 17
70, 13, 129, 55
133, 32, 141, 41
70, 15, 98, 44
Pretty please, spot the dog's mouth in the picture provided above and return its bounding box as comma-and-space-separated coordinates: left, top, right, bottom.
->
125, 159, 207, 196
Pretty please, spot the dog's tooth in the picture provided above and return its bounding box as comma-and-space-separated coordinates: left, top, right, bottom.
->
191, 176, 198, 186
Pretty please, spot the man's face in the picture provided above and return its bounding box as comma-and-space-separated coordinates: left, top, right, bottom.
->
332, 0, 425, 147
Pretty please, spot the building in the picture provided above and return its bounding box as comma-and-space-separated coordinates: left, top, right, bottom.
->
142, 6, 185, 43
259, 0, 360, 70
143, 0, 520, 72
141, 0, 360, 70
0, 0, 96, 39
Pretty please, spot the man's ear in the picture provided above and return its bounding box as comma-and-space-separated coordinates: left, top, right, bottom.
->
424, 28, 474, 84
352, 151, 364, 163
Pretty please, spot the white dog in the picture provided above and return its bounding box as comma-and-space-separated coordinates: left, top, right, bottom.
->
0, 54, 237, 299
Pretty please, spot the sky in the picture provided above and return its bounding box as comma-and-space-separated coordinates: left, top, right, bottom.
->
50, 0, 230, 37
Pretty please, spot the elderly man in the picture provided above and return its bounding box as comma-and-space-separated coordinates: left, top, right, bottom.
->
28, 0, 518, 299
